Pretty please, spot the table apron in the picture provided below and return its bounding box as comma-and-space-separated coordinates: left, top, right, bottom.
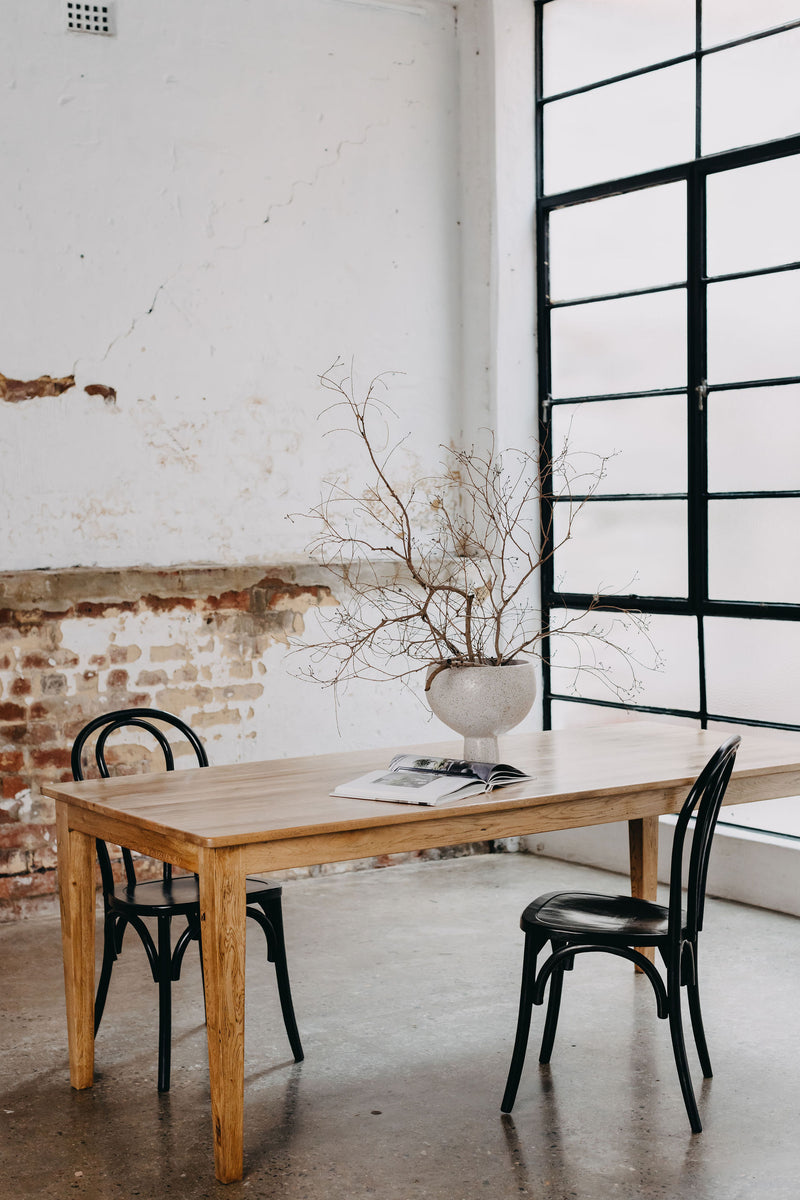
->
238, 787, 687, 874
66, 805, 201, 874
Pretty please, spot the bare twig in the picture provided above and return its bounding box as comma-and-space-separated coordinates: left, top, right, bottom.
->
289, 362, 659, 698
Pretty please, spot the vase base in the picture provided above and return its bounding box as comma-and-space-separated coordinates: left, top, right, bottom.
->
463, 735, 499, 763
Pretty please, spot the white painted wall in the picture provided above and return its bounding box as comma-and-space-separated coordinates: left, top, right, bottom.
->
3, 0, 478, 571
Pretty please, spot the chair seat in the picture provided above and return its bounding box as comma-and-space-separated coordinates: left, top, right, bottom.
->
521, 890, 671, 945
109, 874, 281, 916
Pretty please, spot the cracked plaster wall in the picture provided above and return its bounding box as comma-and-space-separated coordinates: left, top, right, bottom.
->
3, 0, 464, 570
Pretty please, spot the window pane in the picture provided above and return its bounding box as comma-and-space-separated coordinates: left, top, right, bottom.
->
543, 0, 695, 97
709, 499, 800, 603
707, 156, 800, 277
707, 270, 800, 384
703, 0, 800, 48
544, 63, 695, 195
551, 290, 686, 398
705, 617, 800, 724
551, 395, 687, 495
702, 28, 800, 156
552, 499, 688, 597
708, 385, 800, 491
549, 184, 686, 301
550, 702, 698, 731
549, 611, 699, 710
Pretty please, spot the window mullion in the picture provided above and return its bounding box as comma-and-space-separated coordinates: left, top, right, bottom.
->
687, 159, 708, 725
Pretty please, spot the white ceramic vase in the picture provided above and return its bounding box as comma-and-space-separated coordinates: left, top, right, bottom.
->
425, 659, 537, 763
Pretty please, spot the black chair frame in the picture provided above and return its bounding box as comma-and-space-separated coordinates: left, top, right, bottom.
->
501, 735, 741, 1133
71, 707, 303, 1092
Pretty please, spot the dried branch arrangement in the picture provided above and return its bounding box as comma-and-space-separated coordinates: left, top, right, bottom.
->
291, 364, 658, 700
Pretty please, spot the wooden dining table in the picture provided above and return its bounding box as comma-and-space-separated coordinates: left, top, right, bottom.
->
44, 719, 800, 1183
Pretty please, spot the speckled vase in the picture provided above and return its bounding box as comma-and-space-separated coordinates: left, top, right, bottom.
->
425, 659, 537, 763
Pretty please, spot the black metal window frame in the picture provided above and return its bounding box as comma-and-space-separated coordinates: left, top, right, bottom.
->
536, 2, 800, 752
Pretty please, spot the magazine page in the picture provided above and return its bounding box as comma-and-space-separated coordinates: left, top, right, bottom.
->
331, 766, 487, 805
387, 755, 530, 788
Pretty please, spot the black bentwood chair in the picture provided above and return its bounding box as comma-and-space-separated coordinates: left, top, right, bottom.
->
501, 735, 741, 1133
71, 708, 303, 1092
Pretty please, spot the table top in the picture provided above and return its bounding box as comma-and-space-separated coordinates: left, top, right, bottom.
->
42, 720, 800, 849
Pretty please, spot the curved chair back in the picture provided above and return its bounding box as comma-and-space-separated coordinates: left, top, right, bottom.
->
71, 708, 208, 894
667, 734, 741, 941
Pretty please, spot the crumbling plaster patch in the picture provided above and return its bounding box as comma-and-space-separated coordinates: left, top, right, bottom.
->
0, 564, 336, 919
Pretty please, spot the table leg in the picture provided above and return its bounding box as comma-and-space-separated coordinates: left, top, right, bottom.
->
56, 802, 96, 1089
198, 845, 247, 1185
628, 815, 659, 965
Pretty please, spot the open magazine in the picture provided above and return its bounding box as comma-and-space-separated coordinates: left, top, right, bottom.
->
331, 754, 532, 806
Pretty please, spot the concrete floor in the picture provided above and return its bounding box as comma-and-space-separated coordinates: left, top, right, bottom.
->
1, 853, 799, 1200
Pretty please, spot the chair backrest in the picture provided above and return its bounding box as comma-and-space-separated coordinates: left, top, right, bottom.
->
668, 734, 741, 941
71, 708, 208, 894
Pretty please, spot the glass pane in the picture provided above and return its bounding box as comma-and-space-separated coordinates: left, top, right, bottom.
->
543, 63, 695, 195
543, 0, 695, 97
549, 611, 699, 710
549, 183, 686, 301
702, 28, 800, 156
552, 499, 688, 597
551, 290, 686, 398
707, 156, 800, 277
550, 701, 698, 730
708, 385, 800, 491
709, 499, 800, 602
705, 617, 800, 724
707, 270, 800, 384
703, 0, 800, 48
551, 395, 687, 495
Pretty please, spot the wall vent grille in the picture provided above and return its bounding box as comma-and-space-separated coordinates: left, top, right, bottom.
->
66, 2, 115, 36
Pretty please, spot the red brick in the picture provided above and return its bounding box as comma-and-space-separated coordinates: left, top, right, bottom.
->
10, 678, 31, 696
30, 748, 72, 770
0, 723, 27, 745
0, 750, 24, 772
26, 723, 58, 745
0, 702, 26, 721
107, 669, 129, 689
20, 652, 54, 670
0, 654, 13, 670
0, 824, 55, 849
109, 646, 131, 664
2, 776, 27, 800
0, 870, 58, 901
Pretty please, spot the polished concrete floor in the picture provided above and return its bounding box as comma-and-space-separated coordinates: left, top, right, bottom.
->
2, 853, 799, 1200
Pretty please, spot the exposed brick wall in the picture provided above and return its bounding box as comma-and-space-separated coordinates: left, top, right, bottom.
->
0, 566, 334, 920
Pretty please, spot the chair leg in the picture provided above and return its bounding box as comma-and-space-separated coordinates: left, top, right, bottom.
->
538, 960, 565, 1065
253, 899, 303, 1063
156, 916, 173, 1093
685, 944, 712, 1078
667, 963, 702, 1133
501, 930, 544, 1113
94, 912, 119, 1035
